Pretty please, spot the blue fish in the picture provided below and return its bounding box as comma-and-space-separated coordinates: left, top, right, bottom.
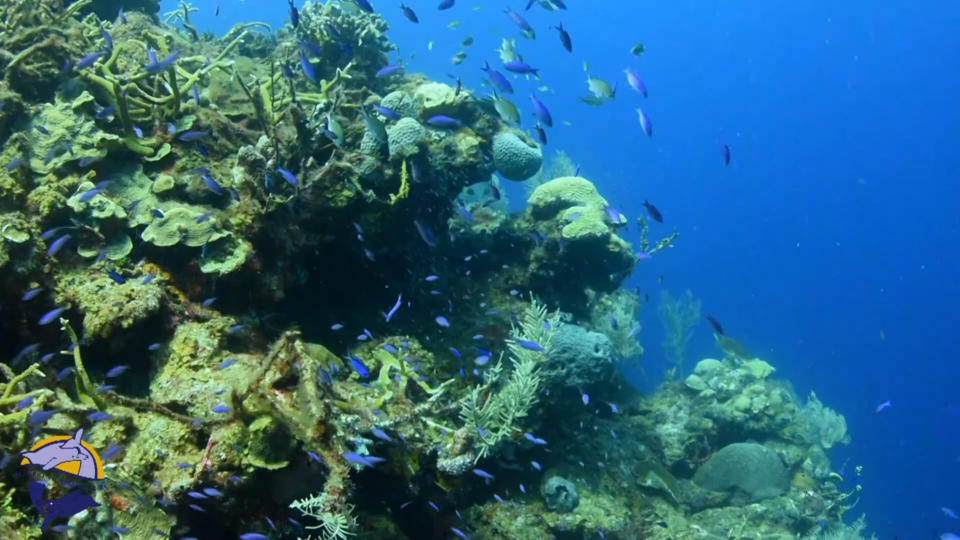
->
22, 287, 44, 301
196, 212, 213, 223
288, 0, 299, 27
299, 50, 317, 82
6, 157, 24, 171
94, 106, 115, 119
426, 115, 462, 128
105, 364, 129, 377
413, 219, 436, 246
38, 306, 66, 325
348, 356, 370, 377
370, 427, 392, 442
177, 130, 208, 142
212, 405, 231, 413
106, 270, 125, 284
144, 50, 179, 74
515, 339, 544, 351
277, 167, 299, 186
529, 95, 553, 127
504, 8, 533, 32
86, 411, 113, 422
376, 64, 403, 77
201, 175, 223, 195
343, 451, 384, 468
75, 51, 106, 70
373, 105, 400, 120
218, 358, 235, 369
504, 61, 539, 76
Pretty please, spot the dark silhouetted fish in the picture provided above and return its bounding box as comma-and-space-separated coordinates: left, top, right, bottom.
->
643, 200, 663, 223
705, 314, 724, 335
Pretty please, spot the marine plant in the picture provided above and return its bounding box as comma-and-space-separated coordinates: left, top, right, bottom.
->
659, 289, 702, 378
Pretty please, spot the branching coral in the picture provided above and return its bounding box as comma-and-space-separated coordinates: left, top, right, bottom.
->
290, 491, 358, 540
458, 296, 560, 461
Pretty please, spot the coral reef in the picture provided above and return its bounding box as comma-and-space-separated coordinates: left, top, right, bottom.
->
0, 2, 868, 538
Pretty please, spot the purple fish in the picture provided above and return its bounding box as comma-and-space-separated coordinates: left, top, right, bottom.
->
414, 219, 437, 246
212, 405, 231, 413
636, 108, 652, 136
482, 61, 514, 93
426, 115, 462, 128
86, 411, 113, 422
504, 61, 539, 76
38, 307, 66, 325
529, 95, 553, 127
535, 123, 547, 144
623, 67, 647, 97
376, 64, 403, 77
370, 427, 392, 442
435, 315, 451, 327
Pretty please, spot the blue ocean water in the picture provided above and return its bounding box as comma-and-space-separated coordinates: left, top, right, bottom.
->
166, 1, 960, 537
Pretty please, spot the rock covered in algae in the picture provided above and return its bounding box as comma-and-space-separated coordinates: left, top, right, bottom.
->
53, 268, 164, 338
492, 130, 542, 180
541, 475, 580, 512
693, 441, 789, 500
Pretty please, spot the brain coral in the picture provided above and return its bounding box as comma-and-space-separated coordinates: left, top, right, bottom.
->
387, 117, 425, 159
692, 442, 789, 500
492, 130, 542, 180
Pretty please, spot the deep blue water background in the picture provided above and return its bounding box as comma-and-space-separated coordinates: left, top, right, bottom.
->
162, 1, 960, 536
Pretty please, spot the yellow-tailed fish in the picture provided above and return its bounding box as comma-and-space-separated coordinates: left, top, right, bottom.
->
428, 40, 434, 51
461, 36, 474, 47
499, 38, 517, 63
586, 77, 616, 99
327, 112, 343, 147
452, 51, 467, 65
492, 93, 520, 125
579, 96, 606, 106
561, 120, 572, 126
448, 19, 461, 29
537, 85, 551, 93
630, 42, 645, 56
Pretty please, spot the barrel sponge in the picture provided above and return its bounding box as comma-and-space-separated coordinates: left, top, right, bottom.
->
542, 323, 614, 387
141, 207, 228, 247
692, 442, 789, 500
387, 117, 425, 159
492, 130, 542, 181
